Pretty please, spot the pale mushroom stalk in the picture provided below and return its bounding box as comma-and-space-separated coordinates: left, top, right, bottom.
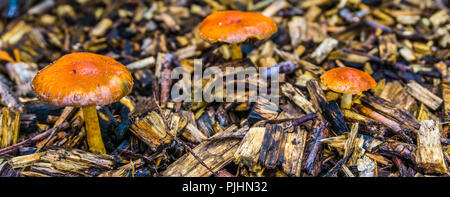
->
82, 106, 106, 153
231, 43, 242, 60
341, 93, 353, 109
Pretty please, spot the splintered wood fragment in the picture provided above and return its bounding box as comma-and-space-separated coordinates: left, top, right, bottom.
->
36, 106, 75, 152
248, 0, 274, 11
339, 7, 368, 22
378, 81, 417, 113
378, 34, 398, 64
362, 120, 390, 141
348, 135, 365, 166
0, 79, 23, 112
310, 37, 338, 63
181, 110, 196, 126
130, 111, 168, 149
282, 126, 308, 177
307, 79, 349, 135
0, 108, 20, 148
126, 56, 155, 70
413, 42, 431, 55
168, 112, 188, 137
361, 94, 420, 130
343, 109, 370, 123
203, 0, 226, 10
18, 171, 48, 177
234, 127, 266, 169
360, 135, 384, 153
160, 12, 180, 32
1, 21, 32, 45
14, 148, 116, 177
281, 83, 315, 114
324, 150, 354, 177
344, 123, 358, 164
42, 148, 115, 169
266, 113, 316, 128
98, 159, 145, 177
378, 140, 417, 162
27, 0, 55, 15
9, 152, 45, 168
365, 153, 392, 166
304, 119, 328, 176
305, 5, 321, 21
262, 61, 298, 78
297, 60, 322, 76
90, 18, 113, 37
274, 48, 299, 63
300, 0, 330, 8
395, 14, 420, 25
328, 50, 370, 64
355, 104, 412, 143
261, 0, 289, 17
6, 62, 38, 96
319, 134, 347, 155
182, 123, 208, 143
37, 151, 113, 177
130, 111, 186, 149
0, 160, 22, 177
399, 47, 416, 62
406, 81, 443, 110
174, 45, 196, 60
416, 120, 447, 174
206, 124, 247, 142
364, 19, 392, 33
341, 164, 355, 177
55, 107, 75, 128
259, 124, 286, 169
162, 125, 244, 177
26, 161, 75, 177
288, 17, 308, 47
197, 115, 215, 137
429, 10, 449, 27
27, 161, 78, 177
248, 97, 280, 124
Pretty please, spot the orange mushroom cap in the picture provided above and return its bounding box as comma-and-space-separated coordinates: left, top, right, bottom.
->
32, 52, 133, 107
198, 11, 277, 44
320, 67, 376, 94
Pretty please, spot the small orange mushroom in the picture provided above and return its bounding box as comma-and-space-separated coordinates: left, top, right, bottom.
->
32, 52, 133, 153
198, 11, 277, 60
320, 67, 376, 109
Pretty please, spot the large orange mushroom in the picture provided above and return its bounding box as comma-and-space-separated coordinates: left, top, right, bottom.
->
320, 67, 376, 109
198, 11, 277, 60
31, 52, 133, 153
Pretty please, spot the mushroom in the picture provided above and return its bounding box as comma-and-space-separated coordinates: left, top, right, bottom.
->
198, 10, 277, 60
31, 52, 133, 154
320, 67, 376, 109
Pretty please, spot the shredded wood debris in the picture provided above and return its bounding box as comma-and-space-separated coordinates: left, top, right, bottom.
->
0, 0, 448, 177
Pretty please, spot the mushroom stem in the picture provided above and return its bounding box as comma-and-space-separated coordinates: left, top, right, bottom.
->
341, 93, 353, 109
81, 106, 106, 154
231, 43, 242, 60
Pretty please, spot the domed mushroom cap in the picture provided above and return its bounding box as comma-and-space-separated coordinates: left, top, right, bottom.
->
198, 11, 277, 44
320, 67, 376, 94
32, 52, 133, 107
